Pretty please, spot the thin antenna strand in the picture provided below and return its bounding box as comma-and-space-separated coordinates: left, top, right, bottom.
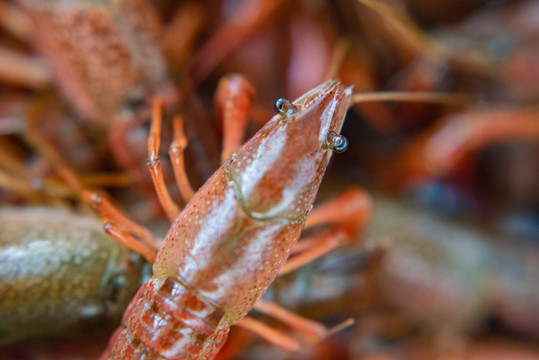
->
351, 91, 473, 107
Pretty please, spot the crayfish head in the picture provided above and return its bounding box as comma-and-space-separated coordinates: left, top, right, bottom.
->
225, 80, 352, 223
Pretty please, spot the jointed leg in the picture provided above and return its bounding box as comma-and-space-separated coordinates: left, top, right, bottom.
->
147, 96, 180, 222
95, 97, 196, 259
279, 231, 344, 275
238, 300, 354, 352
102, 219, 156, 263
236, 317, 300, 352
82, 190, 159, 250
13, 110, 162, 263
304, 187, 372, 236
169, 114, 195, 202
234, 189, 370, 354
281, 187, 372, 274
254, 300, 326, 340
163, 73, 255, 208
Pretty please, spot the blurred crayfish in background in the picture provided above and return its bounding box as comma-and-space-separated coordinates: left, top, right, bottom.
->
0, 0, 539, 359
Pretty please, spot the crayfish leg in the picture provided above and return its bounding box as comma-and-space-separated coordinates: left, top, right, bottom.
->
278, 187, 372, 275
82, 189, 160, 263
102, 219, 156, 264
147, 96, 180, 222
236, 316, 301, 353
169, 114, 195, 202
235, 300, 353, 354
228, 189, 371, 352
254, 300, 326, 340
305, 187, 372, 237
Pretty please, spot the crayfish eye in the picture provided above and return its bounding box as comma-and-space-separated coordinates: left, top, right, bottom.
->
325, 131, 348, 153
274, 98, 298, 118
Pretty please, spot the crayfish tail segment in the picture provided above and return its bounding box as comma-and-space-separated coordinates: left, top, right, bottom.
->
103, 276, 229, 360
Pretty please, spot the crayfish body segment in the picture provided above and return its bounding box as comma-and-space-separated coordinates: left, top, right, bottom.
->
103, 80, 352, 359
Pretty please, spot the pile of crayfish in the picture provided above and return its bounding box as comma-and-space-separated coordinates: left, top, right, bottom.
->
1, 0, 538, 359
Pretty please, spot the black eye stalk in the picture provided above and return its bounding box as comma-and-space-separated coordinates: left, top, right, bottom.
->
325, 131, 348, 153
274, 98, 299, 118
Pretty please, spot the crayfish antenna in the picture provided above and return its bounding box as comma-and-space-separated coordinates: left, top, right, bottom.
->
351, 91, 473, 107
